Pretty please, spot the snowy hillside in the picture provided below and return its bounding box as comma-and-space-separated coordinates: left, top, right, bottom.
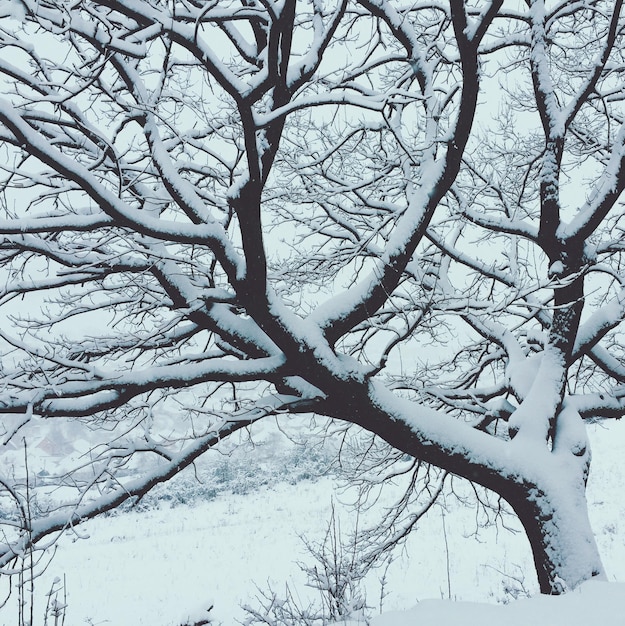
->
1, 419, 623, 625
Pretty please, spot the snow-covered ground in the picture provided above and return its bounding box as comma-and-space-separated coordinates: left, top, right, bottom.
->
368, 581, 625, 626
1, 420, 624, 625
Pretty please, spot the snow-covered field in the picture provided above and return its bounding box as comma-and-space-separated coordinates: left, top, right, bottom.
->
1, 420, 624, 625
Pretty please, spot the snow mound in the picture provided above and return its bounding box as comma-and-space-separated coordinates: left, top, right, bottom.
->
368, 581, 624, 626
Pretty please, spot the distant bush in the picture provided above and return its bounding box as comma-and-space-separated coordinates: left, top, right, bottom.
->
118, 435, 336, 512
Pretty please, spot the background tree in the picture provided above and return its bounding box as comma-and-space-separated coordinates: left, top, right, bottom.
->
0, 0, 624, 596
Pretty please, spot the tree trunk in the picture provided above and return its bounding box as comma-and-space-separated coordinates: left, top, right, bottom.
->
507, 467, 605, 594
327, 381, 606, 595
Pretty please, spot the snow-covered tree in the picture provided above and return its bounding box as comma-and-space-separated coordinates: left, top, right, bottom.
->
0, 0, 624, 595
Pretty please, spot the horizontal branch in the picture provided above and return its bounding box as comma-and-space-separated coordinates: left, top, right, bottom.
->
0, 356, 287, 417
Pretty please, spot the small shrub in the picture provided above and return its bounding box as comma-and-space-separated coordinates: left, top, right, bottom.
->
242, 504, 373, 626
